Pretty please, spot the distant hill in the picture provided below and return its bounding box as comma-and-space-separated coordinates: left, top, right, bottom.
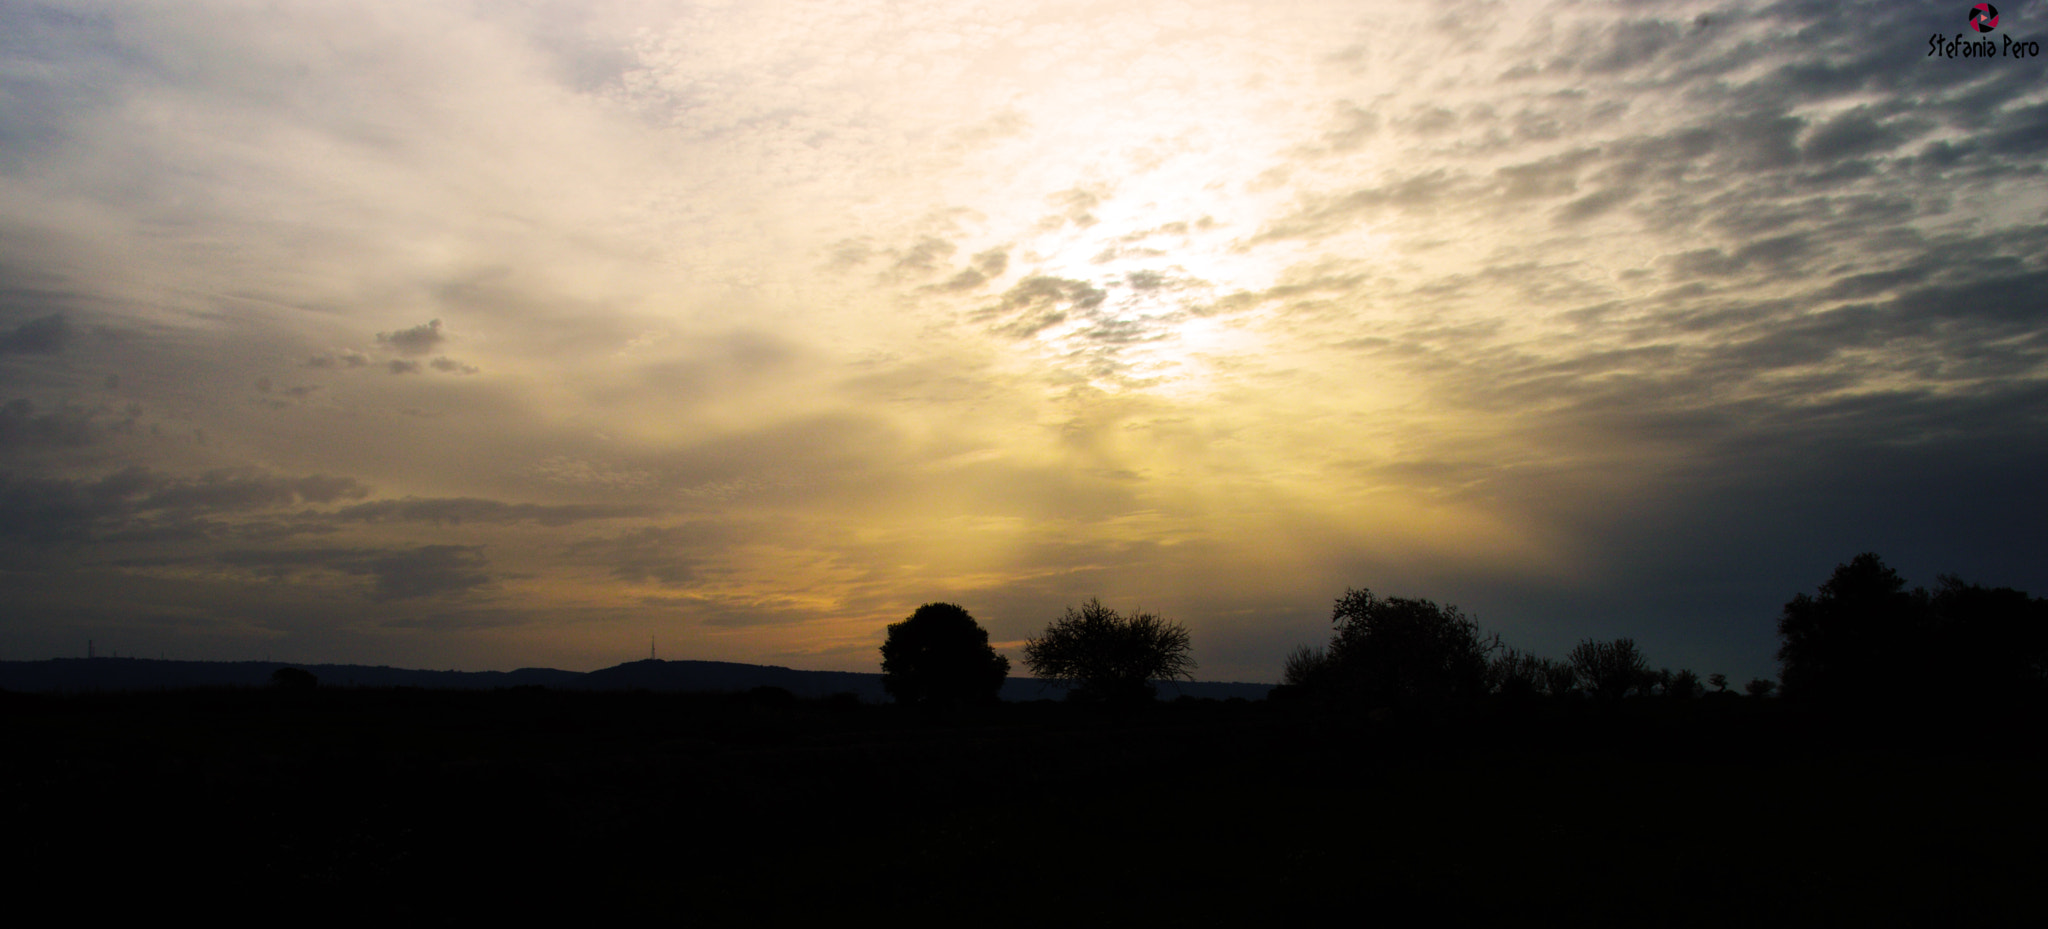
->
0, 656, 1273, 701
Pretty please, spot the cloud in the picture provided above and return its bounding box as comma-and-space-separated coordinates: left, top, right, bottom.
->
890, 236, 956, 277
0, 467, 370, 543
333, 497, 652, 526
570, 523, 736, 587
377, 319, 446, 355
979, 276, 1107, 339
0, 313, 70, 354
0, 398, 131, 448
217, 544, 493, 601
308, 351, 371, 369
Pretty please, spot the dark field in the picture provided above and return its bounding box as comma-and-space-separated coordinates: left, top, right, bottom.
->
7, 688, 2041, 923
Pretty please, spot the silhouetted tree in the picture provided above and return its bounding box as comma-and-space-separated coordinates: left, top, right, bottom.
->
1540, 659, 1580, 698
1487, 647, 1546, 699
1708, 673, 1729, 694
1776, 553, 1928, 702
879, 602, 1009, 707
1282, 643, 1331, 689
1745, 678, 1776, 698
1319, 588, 1497, 708
1569, 638, 1647, 701
1927, 574, 2048, 700
1023, 599, 1194, 704
1666, 668, 1702, 700
1778, 554, 2048, 707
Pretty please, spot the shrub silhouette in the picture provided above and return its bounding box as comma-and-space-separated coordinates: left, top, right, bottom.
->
879, 603, 1009, 707
1023, 598, 1193, 704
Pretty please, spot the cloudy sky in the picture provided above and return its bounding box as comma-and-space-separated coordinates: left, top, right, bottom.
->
3, 0, 2045, 684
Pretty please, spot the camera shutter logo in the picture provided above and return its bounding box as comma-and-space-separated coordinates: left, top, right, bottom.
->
1970, 4, 1999, 33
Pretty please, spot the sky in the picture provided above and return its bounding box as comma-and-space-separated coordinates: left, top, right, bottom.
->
3, 0, 2045, 685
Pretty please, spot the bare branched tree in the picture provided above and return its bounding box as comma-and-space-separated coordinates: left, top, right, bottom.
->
1024, 598, 1194, 704
1569, 638, 1648, 701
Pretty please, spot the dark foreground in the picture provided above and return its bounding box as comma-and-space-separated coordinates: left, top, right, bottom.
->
6, 687, 2040, 924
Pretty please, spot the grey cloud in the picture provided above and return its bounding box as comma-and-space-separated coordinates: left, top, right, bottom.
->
141, 470, 369, 510
333, 497, 651, 526
0, 313, 70, 354
971, 248, 1008, 277
1041, 187, 1103, 230
1125, 270, 1168, 291
622, 330, 799, 401
308, 350, 371, 368
217, 544, 492, 601
570, 522, 737, 587
655, 412, 901, 495
1716, 109, 1804, 171
1494, 149, 1598, 200
1324, 101, 1380, 151
1396, 105, 1459, 135
362, 545, 492, 600
979, 276, 1107, 339
938, 247, 1010, 290
0, 6, 122, 170
429, 357, 479, 374
940, 268, 989, 290
826, 238, 875, 268
377, 319, 445, 355
388, 359, 422, 375
1819, 266, 1935, 301
635, 593, 821, 628
1259, 169, 1467, 242
1802, 108, 1923, 163
1554, 185, 1635, 223
377, 607, 528, 630
1661, 234, 1819, 281
891, 236, 956, 276
1983, 100, 2048, 157
1574, 19, 1684, 74
0, 398, 134, 449
0, 467, 370, 543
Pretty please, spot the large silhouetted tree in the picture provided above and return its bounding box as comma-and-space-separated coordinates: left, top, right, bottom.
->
1776, 553, 1928, 702
1320, 587, 1496, 708
1926, 574, 2048, 701
879, 602, 1009, 707
1023, 599, 1194, 704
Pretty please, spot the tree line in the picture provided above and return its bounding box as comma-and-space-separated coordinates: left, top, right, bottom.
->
878, 552, 2046, 710
1273, 588, 1771, 707
880, 598, 1195, 708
